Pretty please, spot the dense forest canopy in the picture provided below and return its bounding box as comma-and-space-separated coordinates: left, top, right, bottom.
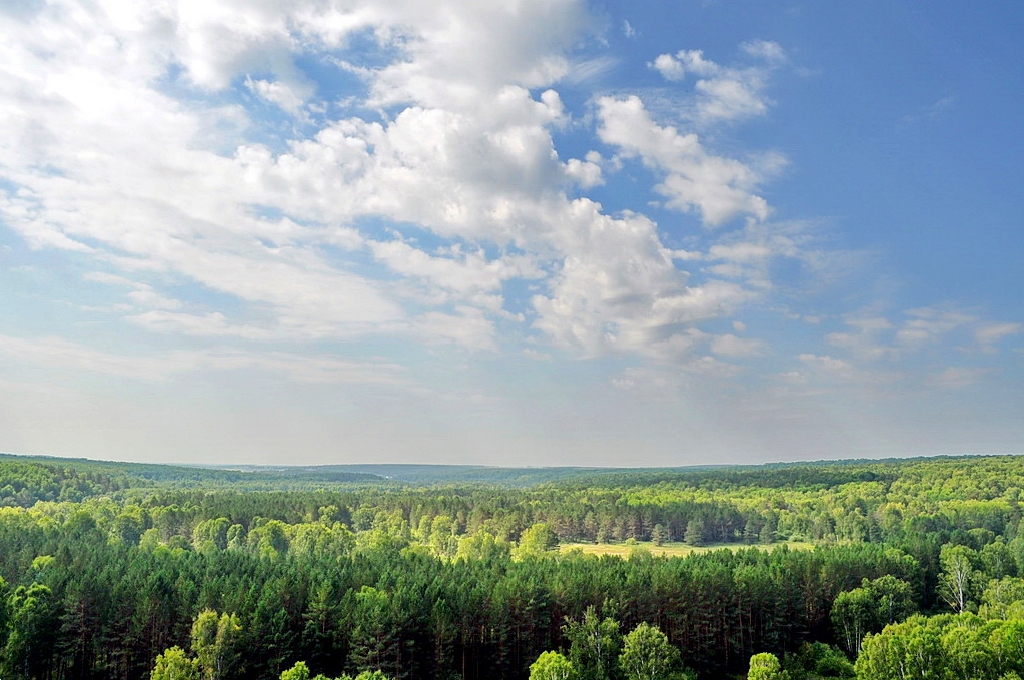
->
2, 453, 1024, 680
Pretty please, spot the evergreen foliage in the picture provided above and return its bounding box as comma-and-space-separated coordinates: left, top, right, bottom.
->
3, 453, 1024, 678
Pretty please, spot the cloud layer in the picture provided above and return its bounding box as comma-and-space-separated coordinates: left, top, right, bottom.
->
0, 0, 796, 364
0, 0, 1020, 464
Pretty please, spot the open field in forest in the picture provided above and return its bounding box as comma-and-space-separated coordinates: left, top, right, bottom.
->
559, 540, 815, 558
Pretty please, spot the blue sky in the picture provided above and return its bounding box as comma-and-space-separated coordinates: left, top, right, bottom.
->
1, 0, 1022, 466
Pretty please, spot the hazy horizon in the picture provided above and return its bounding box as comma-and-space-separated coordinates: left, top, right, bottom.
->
2, 1, 1022, 467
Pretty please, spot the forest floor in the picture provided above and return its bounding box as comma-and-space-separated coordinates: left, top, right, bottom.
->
558, 540, 815, 558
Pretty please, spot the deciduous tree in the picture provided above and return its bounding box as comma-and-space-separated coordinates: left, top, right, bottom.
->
530, 650, 576, 680
618, 622, 680, 680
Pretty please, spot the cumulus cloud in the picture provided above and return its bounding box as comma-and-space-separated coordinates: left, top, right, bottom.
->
649, 42, 786, 124
368, 238, 541, 311
0, 0, 810, 376
245, 77, 309, 114
649, 50, 718, 81
529, 200, 756, 358
597, 96, 776, 226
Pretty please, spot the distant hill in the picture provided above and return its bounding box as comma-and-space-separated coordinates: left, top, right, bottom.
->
1, 451, 989, 507
218, 463, 630, 486
0, 453, 386, 506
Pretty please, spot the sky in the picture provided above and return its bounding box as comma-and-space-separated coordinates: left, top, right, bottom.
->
1, 0, 1022, 467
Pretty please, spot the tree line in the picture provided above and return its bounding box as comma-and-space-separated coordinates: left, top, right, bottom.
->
2, 454, 1024, 678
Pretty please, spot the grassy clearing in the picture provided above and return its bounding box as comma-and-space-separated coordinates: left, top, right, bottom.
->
558, 540, 815, 558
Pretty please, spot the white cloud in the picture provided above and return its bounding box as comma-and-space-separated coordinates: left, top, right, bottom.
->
597, 95, 773, 226
0, 0, 805, 368
245, 77, 308, 114
649, 42, 785, 124
975, 322, 1022, 351
650, 54, 686, 82
710, 333, 766, 358
926, 367, 984, 389
83, 271, 183, 310
413, 306, 498, 352
649, 50, 718, 81
826, 316, 898, 362
368, 239, 541, 310
530, 199, 755, 358
798, 353, 855, 381
564, 155, 604, 188
741, 40, 787, 64
895, 307, 975, 349
362, 0, 592, 110
128, 311, 278, 340
695, 76, 770, 122
823, 307, 1021, 372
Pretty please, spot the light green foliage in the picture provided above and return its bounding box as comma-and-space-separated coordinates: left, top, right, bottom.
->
278, 662, 391, 680
939, 544, 983, 613
618, 622, 680, 680
564, 606, 621, 680
530, 650, 577, 680
10, 454, 1024, 680
280, 661, 311, 680
226, 523, 247, 551
856, 617, 943, 680
983, 578, 1024, 620
151, 647, 199, 680
854, 613, 1024, 680
942, 617, 998, 680
428, 514, 460, 557
747, 652, 789, 680
353, 527, 408, 555
990, 621, 1024, 677
982, 540, 1018, 580
3, 582, 57, 680
248, 519, 290, 558
516, 522, 559, 558
348, 587, 399, 675
832, 575, 914, 654
190, 609, 241, 680
289, 520, 355, 560
139, 527, 162, 550
832, 588, 874, 655
455, 530, 510, 562
870, 575, 916, 625
192, 517, 231, 553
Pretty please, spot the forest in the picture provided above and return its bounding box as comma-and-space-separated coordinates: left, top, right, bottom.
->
2, 452, 1024, 680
